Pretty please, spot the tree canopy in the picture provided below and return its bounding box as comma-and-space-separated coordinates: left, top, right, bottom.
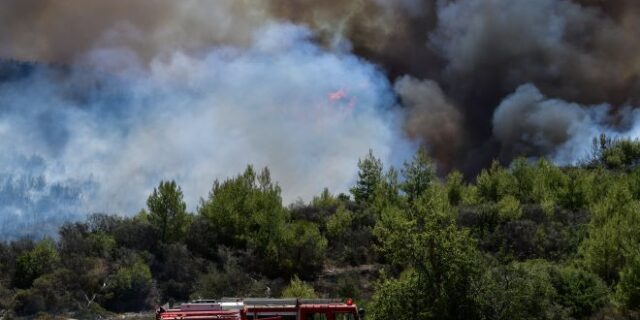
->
2, 140, 640, 319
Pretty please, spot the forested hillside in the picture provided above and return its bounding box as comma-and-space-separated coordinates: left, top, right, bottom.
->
2, 136, 640, 319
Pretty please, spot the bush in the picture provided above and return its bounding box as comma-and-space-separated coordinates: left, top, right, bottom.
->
192, 253, 271, 299
155, 243, 202, 302
0, 283, 13, 312
369, 270, 429, 320
475, 260, 566, 320
12, 239, 59, 289
326, 205, 354, 241
103, 259, 153, 312
616, 255, 640, 310
13, 289, 46, 316
550, 265, 609, 318
497, 195, 522, 221
281, 276, 317, 299
278, 221, 327, 278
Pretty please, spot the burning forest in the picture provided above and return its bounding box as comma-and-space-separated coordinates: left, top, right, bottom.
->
1, 0, 640, 319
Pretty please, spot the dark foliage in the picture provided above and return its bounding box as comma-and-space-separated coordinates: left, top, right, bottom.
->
2, 140, 640, 319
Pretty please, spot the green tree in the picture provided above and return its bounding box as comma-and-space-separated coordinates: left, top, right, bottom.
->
445, 170, 471, 206
371, 167, 402, 211
369, 270, 423, 320
104, 258, 153, 312
351, 150, 384, 205
529, 159, 568, 214
497, 195, 522, 221
199, 166, 323, 277
580, 183, 640, 283
199, 166, 286, 250
276, 221, 327, 278
281, 276, 317, 298
475, 261, 564, 320
192, 255, 269, 299
401, 149, 435, 204
0, 281, 12, 312
476, 160, 517, 203
600, 138, 640, 171
13, 289, 46, 316
475, 261, 608, 319
156, 243, 201, 302
372, 185, 482, 320
13, 239, 59, 289
112, 215, 159, 252
558, 168, 598, 211
312, 188, 338, 209
616, 254, 640, 309
146, 180, 190, 243
550, 265, 609, 318
326, 205, 354, 241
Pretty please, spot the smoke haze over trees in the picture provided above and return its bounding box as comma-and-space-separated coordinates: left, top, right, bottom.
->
2, 0, 640, 236
1, 143, 640, 318
2, 2, 640, 318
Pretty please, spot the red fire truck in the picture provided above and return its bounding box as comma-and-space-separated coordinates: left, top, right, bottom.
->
156, 298, 363, 320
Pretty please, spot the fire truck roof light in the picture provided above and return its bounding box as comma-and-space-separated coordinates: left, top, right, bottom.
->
346, 298, 353, 305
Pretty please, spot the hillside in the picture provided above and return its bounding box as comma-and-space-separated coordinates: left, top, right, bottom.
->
1, 138, 640, 319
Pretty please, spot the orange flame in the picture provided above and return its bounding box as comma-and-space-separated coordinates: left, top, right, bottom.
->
328, 88, 347, 102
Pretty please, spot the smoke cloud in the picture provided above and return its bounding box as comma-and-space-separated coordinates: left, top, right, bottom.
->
394, 76, 463, 169
3, 0, 640, 238
269, 0, 640, 169
0, 23, 412, 240
0, 0, 272, 63
493, 84, 640, 164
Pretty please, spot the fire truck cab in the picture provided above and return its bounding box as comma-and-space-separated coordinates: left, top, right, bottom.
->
156, 298, 363, 320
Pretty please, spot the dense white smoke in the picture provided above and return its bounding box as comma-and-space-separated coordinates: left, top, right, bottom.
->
0, 23, 413, 239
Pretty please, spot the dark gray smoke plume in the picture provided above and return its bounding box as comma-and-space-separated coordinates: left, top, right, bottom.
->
0, 0, 272, 63
271, 0, 640, 167
394, 76, 464, 170
430, 0, 640, 165
492, 84, 640, 164
2, 0, 640, 238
